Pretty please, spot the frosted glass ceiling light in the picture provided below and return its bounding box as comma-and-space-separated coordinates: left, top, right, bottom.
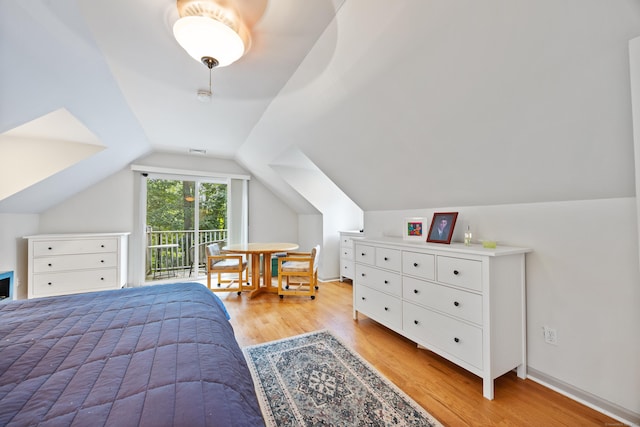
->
173, 0, 250, 68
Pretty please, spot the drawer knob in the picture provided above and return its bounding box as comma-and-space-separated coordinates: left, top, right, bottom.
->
384, 280, 388, 284
361, 253, 366, 256
47, 282, 52, 286
454, 301, 460, 307
453, 270, 459, 275
101, 260, 105, 263
414, 320, 419, 325
361, 297, 366, 301
413, 289, 419, 294
48, 247, 52, 250
48, 263, 52, 267
384, 307, 389, 311
454, 337, 460, 343
101, 244, 105, 248
384, 257, 388, 261
361, 273, 366, 277
413, 262, 418, 267
101, 277, 105, 281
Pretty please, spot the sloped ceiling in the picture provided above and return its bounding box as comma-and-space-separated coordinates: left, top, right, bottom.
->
0, 109, 104, 201
242, 0, 640, 212
1, 1, 639, 215
0, 1, 151, 213
0, 0, 341, 214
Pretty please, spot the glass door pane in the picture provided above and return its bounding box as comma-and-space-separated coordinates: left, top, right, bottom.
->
192, 182, 228, 277
144, 177, 228, 282
145, 178, 196, 282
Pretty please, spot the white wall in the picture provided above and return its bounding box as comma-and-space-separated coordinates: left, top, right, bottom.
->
34, 152, 299, 285
248, 178, 298, 244
629, 37, 640, 268
270, 148, 363, 280
0, 213, 38, 299
365, 197, 640, 420
39, 168, 134, 234
296, 213, 324, 276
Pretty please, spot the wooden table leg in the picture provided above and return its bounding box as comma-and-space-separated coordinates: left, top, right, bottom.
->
248, 253, 263, 298
262, 251, 277, 293
248, 251, 279, 298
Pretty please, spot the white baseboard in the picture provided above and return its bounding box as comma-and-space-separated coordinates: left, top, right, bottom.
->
527, 368, 639, 427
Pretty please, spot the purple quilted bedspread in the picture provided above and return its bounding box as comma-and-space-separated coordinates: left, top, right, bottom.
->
0, 282, 264, 426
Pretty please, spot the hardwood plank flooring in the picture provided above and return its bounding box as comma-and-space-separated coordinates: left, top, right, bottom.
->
212, 280, 620, 426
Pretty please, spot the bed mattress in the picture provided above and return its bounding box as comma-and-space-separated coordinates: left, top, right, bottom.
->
0, 282, 264, 426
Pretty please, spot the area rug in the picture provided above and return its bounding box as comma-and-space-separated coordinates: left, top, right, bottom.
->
242, 330, 442, 426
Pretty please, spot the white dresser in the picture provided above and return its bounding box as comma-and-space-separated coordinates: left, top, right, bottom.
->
353, 236, 531, 400
339, 231, 364, 282
25, 233, 129, 299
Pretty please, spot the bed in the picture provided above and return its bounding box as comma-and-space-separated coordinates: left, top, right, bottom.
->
0, 282, 265, 426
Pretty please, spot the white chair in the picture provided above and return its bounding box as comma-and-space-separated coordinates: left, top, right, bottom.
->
206, 243, 252, 295
277, 245, 320, 299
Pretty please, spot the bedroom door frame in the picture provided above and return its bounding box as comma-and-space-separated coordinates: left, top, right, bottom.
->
131, 165, 250, 287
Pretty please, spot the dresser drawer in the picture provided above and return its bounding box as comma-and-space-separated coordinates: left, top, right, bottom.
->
437, 256, 482, 291
341, 246, 354, 261
340, 260, 355, 279
341, 236, 354, 246
356, 264, 401, 297
403, 301, 483, 369
33, 253, 118, 273
403, 276, 482, 325
355, 285, 402, 331
402, 251, 435, 280
33, 238, 118, 257
375, 247, 401, 272
355, 244, 375, 265
32, 268, 118, 297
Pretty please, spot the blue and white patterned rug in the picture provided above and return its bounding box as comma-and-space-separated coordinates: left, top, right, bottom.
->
243, 330, 442, 426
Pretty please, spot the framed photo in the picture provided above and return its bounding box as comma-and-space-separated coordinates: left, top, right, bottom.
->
427, 212, 458, 244
403, 218, 425, 241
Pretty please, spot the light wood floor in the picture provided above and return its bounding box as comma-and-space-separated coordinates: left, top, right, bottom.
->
212, 279, 620, 427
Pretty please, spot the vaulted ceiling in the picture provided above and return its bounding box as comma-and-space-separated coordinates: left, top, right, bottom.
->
2, 0, 639, 215
0, 0, 342, 213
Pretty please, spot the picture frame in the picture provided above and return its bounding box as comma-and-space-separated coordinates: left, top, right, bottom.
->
403, 218, 425, 241
426, 212, 458, 244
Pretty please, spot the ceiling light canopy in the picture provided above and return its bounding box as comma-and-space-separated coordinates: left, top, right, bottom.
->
173, 0, 250, 68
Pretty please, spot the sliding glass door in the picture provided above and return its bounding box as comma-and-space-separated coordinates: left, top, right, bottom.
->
144, 176, 228, 283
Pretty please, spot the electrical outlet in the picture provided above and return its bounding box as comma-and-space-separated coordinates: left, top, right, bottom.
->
542, 326, 557, 345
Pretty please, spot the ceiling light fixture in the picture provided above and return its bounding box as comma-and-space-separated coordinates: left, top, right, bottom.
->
197, 57, 215, 101
173, 0, 250, 68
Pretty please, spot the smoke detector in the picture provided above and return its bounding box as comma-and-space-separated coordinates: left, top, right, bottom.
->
197, 89, 212, 102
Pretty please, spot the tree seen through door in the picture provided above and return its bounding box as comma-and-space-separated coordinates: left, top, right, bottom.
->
146, 178, 227, 280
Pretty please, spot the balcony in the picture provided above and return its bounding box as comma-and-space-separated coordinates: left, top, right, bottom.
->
146, 229, 228, 280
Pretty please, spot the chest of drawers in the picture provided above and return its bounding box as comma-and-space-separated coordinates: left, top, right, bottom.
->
25, 233, 129, 299
338, 231, 363, 281
353, 236, 531, 400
